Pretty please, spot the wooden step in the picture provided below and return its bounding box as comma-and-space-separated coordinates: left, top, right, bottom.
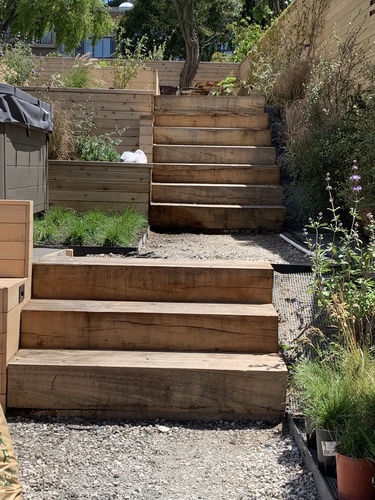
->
153, 145, 276, 165
154, 113, 269, 129
151, 183, 284, 205
7, 349, 287, 420
153, 127, 272, 147
152, 164, 281, 184
150, 204, 286, 231
154, 95, 265, 114
32, 257, 274, 303
20, 300, 278, 353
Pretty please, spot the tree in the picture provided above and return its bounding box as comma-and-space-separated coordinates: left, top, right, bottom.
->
118, 0, 243, 89
0, 0, 114, 52
172, 0, 199, 89
241, 0, 291, 25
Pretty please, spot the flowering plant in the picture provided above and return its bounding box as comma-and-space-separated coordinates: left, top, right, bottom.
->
304, 161, 375, 348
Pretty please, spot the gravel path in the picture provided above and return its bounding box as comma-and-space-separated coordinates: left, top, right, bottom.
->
6, 231, 319, 500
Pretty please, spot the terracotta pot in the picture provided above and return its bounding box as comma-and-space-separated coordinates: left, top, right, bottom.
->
336, 452, 375, 500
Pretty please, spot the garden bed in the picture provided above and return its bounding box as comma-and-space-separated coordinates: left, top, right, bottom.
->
34, 206, 149, 256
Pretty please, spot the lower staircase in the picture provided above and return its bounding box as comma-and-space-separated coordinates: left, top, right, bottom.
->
150, 95, 286, 231
7, 255, 287, 420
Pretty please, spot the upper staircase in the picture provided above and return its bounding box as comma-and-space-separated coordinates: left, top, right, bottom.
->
7, 255, 287, 421
150, 95, 286, 231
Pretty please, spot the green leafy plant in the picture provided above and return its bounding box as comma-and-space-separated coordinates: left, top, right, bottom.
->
212, 74, 253, 96
34, 206, 148, 247
0, 37, 39, 85
74, 102, 126, 161
305, 162, 375, 348
113, 30, 147, 89
229, 19, 264, 62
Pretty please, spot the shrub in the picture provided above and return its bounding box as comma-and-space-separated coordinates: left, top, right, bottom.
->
113, 31, 146, 89
74, 102, 126, 161
0, 38, 39, 85
286, 23, 375, 220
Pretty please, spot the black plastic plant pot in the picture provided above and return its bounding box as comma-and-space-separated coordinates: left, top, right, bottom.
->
316, 427, 337, 478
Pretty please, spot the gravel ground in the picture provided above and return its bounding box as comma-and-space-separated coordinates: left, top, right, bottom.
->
6, 231, 319, 500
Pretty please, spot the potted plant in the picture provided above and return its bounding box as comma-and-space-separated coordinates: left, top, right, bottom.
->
292, 351, 358, 478
333, 351, 375, 500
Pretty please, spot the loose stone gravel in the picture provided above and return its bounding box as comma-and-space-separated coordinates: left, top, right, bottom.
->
8, 417, 319, 500
7, 231, 318, 500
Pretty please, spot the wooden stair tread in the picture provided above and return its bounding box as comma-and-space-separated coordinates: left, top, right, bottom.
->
32, 258, 273, 303
150, 202, 286, 208
7, 350, 287, 419
154, 126, 267, 132
33, 256, 273, 269
151, 182, 282, 188
9, 349, 285, 371
21, 300, 278, 353
154, 144, 274, 150
154, 113, 269, 129
23, 299, 277, 315
152, 163, 279, 167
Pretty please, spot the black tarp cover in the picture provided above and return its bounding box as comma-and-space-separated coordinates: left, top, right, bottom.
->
0, 83, 53, 133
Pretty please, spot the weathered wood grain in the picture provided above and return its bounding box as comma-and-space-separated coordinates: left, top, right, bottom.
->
154, 113, 269, 129
154, 95, 265, 113
152, 183, 283, 205
153, 145, 276, 165
31, 258, 274, 304
152, 164, 280, 184
20, 299, 278, 353
7, 349, 287, 419
153, 127, 272, 146
150, 203, 286, 231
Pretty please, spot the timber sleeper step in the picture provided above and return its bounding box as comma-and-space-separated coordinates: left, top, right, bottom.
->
150, 203, 286, 231
154, 95, 266, 114
20, 299, 279, 353
152, 164, 281, 184
153, 127, 272, 146
153, 145, 276, 165
154, 112, 269, 129
151, 183, 284, 205
32, 258, 274, 303
7, 349, 287, 420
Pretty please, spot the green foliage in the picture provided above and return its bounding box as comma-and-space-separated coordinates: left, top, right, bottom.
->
229, 18, 264, 62
34, 206, 148, 247
0, 0, 113, 53
292, 348, 375, 460
118, 0, 245, 62
75, 135, 121, 162
51, 53, 100, 88
212, 75, 253, 96
285, 23, 375, 219
113, 31, 147, 89
305, 164, 375, 348
0, 38, 39, 85
74, 103, 126, 161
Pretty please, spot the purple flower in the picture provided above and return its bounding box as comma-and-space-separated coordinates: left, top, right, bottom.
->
351, 185, 362, 192
350, 174, 361, 182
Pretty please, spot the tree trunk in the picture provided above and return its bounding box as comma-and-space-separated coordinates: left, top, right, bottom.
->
172, 0, 200, 90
